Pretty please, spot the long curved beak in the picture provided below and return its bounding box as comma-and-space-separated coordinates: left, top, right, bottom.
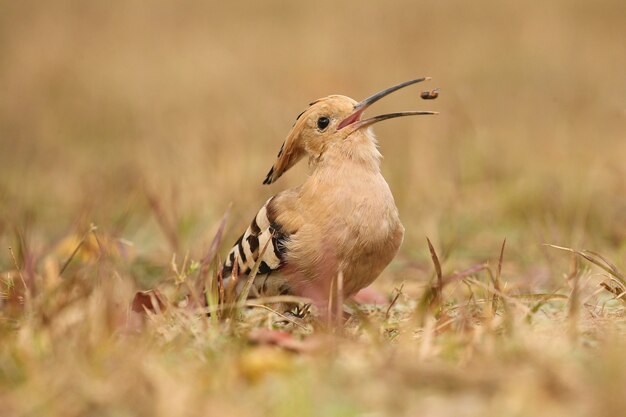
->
337, 77, 437, 131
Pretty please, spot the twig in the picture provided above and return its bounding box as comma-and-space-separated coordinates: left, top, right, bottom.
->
545, 244, 626, 286
59, 224, 97, 276
235, 239, 271, 310
246, 303, 308, 330
241, 294, 312, 305
336, 270, 344, 329
199, 206, 231, 278
145, 189, 179, 252
465, 277, 533, 315
385, 283, 404, 319
493, 238, 506, 315
8, 246, 30, 299
426, 237, 443, 307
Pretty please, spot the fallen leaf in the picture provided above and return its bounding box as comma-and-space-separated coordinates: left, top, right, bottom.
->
132, 289, 167, 313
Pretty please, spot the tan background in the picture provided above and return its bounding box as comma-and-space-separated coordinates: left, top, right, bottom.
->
1, 0, 625, 280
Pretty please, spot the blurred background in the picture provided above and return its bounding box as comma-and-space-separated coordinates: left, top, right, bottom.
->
2, 2, 626, 417
0, 0, 625, 286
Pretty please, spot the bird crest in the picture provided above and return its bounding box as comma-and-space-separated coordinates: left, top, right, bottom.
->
262, 78, 436, 185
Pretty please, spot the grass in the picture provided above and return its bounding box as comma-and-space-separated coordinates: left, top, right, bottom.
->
1, 0, 626, 416
2, 236, 626, 417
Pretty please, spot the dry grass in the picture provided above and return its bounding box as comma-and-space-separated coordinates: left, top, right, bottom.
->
1, 0, 626, 416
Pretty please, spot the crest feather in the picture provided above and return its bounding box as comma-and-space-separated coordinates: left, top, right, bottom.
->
263, 108, 309, 184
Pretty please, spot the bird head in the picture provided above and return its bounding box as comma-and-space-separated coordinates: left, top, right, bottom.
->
263, 77, 436, 185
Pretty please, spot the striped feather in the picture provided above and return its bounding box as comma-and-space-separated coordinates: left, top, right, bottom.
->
221, 197, 289, 288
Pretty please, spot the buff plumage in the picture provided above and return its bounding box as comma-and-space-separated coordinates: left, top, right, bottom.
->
219, 78, 437, 308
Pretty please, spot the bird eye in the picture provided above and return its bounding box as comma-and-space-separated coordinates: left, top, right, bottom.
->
317, 116, 330, 131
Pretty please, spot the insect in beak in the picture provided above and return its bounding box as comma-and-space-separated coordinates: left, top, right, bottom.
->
337, 77, 438, 131
421, 88, 440, 100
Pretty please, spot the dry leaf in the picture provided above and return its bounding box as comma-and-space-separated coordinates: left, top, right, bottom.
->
132, 289, 167, 314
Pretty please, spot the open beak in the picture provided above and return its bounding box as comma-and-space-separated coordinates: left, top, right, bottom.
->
337, 77, 437, 131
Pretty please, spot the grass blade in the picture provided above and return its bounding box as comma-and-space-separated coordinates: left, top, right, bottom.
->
545, 244, 626, 286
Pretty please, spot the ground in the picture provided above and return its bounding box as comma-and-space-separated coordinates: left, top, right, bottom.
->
1, 1, 626, 416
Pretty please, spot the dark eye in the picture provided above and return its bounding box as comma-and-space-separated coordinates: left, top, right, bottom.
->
317, 116, 330, 131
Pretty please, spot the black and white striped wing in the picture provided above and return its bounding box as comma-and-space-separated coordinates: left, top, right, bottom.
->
221, 197, 288, 279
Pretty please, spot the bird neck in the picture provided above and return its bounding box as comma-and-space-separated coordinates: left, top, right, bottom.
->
311, 129, 382, 174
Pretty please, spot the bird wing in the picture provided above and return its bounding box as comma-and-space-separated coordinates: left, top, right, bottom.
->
221, 191, 301, 279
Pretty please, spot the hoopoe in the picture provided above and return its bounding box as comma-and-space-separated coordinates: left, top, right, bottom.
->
219, 78, 436, 310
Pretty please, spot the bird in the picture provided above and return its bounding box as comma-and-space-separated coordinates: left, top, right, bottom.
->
218, 78, 436, 312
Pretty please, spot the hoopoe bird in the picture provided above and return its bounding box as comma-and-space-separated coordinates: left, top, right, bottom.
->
219, 78, 436, 310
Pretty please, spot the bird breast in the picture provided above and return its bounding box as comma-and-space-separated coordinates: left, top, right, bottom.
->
293, 163, 404, 296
